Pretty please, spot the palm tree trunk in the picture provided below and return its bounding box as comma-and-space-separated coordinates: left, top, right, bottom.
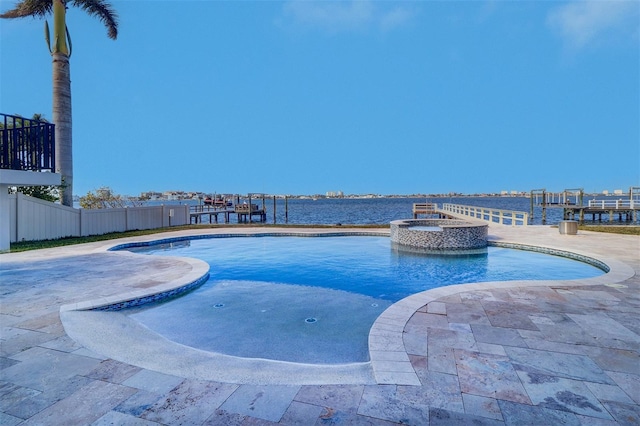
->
52, 52, 73, 207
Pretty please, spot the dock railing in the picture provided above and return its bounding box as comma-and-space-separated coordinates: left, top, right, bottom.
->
440, 203, 529, 226
588, 199, 636, 209
412, 203, 439, 218
234, 203, 260, 213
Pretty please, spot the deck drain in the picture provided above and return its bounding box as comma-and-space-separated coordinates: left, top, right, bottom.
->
305, 317, 317, 323
213, 303, 225, 308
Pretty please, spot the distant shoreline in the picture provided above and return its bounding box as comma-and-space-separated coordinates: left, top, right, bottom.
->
75, 191, 633, 203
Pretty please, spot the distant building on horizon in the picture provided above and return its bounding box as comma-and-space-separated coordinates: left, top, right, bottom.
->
141, 191, 163, 200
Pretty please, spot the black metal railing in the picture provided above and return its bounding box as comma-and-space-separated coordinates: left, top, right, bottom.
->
0, 113, 55, 172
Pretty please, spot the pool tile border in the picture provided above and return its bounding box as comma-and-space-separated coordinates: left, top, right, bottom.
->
91, 272, 211, 311
488, 241, 610, 272
108, 231, 389, 252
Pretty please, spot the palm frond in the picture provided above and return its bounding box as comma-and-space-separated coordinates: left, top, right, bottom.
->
71, 0, 118, 39
0, 0, 52, 19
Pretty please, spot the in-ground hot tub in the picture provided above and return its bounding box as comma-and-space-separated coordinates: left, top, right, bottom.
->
390, 218, 488, 253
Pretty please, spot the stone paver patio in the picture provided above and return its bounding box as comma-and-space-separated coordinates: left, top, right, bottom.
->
1, 225, 638, 425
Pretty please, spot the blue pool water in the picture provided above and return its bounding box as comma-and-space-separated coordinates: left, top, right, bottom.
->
123, 236, 603, 363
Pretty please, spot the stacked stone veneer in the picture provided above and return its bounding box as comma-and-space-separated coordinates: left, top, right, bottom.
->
390, 219, 488, 251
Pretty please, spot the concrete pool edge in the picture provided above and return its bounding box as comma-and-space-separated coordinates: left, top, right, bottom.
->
60, 310, 376, 385
60, 253, 211, 312
55, 226, 635, 386
367, 230, 636, 386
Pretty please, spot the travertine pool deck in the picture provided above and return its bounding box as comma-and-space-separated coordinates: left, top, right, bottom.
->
0, 225, 638, 425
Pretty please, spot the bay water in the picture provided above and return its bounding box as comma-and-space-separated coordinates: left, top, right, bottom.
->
157, 195, 636, 226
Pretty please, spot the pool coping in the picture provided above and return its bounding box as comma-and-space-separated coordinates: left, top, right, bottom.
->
58, 227, 635, 386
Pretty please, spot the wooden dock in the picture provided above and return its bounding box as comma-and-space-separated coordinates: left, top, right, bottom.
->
190, 209, 232, 224
412, 203, 446, 219
189, 204, 267, 224
234, 203, 267, 222
563, 199, 639, 223
530, 187, 639, 224
189, 194, 290, 225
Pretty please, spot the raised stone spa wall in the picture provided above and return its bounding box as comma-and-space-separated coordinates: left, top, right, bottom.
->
390, 219, 488, 251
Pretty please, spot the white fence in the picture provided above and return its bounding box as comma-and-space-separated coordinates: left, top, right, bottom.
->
588, 199, 636, 209
440, 203, 529, 226
8, 193, 189, 243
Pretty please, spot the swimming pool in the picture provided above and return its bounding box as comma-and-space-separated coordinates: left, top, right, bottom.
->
121, 235, 604, 364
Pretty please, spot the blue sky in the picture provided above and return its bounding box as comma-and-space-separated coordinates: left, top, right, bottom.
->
1, 0, 638, 196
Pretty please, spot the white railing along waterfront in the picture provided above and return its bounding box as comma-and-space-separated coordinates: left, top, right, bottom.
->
412, 203, 439, 217
440, 203, 529, 226
587, 199, 636, 209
